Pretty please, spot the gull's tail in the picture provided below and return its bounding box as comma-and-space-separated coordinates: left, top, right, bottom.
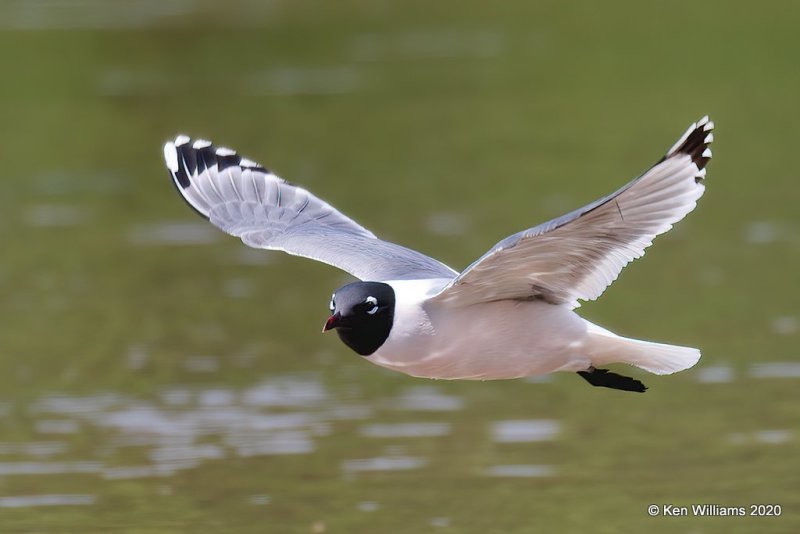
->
584, 322, 701, 375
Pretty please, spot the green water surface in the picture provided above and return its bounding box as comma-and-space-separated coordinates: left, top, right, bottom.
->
0, 1, 798, 532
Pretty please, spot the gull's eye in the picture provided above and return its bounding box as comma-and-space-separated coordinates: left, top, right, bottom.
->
329, 295, 335, 312
365, 296, 379, 315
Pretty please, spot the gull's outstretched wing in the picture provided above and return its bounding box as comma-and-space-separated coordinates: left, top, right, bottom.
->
429, 117, 714, 308
164, 136, 457, 281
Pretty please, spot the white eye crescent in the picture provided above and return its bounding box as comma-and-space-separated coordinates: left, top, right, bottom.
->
365, 296, 379, 315
329, 295, 335, 312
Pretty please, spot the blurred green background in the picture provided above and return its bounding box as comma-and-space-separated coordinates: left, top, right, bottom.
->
0, 1, 798, 532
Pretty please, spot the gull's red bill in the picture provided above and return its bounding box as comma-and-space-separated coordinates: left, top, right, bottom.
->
322, 312, 341, 332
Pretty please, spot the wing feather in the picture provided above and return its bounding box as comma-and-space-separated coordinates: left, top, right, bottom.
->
164, 137, 457, 282
430, 117, 714, 308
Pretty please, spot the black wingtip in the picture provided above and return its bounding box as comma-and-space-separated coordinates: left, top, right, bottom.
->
164, 136, 270, 185
163, 135, 278, 220
666, 116, 714, 173
164, 136, 193, 189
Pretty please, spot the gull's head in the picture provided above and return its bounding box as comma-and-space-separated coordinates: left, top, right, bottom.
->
323, 281, 395, 356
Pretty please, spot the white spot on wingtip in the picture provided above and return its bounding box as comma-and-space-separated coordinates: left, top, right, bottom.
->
697, 115, 709, 126
702, 148, 712, 158
703, 121, 714, 132
163, 142, 179, 171
193, 139, 212, 149
240, 158, 259, 168
216, 147, 237, 156
704, 133, 714, 143
174, 135, 190, 146
696, 168, 707, 180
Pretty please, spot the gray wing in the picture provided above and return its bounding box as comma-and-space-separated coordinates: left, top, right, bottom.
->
429, 116, 714, 308
163, 136, 457, 281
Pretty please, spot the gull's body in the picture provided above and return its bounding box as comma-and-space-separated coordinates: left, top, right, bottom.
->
373, 278, 590, 379
372, 278, 688, 381
164, 117, 714, 392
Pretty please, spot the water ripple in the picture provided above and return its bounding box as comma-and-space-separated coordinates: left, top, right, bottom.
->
750, 362, 800, 378
0, 494, 96, 508
8, 372, 554, 487
0, 462, 102, 476
360, 422, 451, 438
485, 464, 555, 478
226, 430, 315, 456
246, 66, 365, 96
242, 378, 328, 407
491, 420, 560, 443
342, 456, 427, 473
0, 442, 68, 457
390, 386, 463, 412
695, 365, 734, 384
128, 222, 220, 246
24, 204, 90, 227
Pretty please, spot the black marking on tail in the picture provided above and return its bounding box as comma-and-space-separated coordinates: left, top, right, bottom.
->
577, 367, 647, 393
